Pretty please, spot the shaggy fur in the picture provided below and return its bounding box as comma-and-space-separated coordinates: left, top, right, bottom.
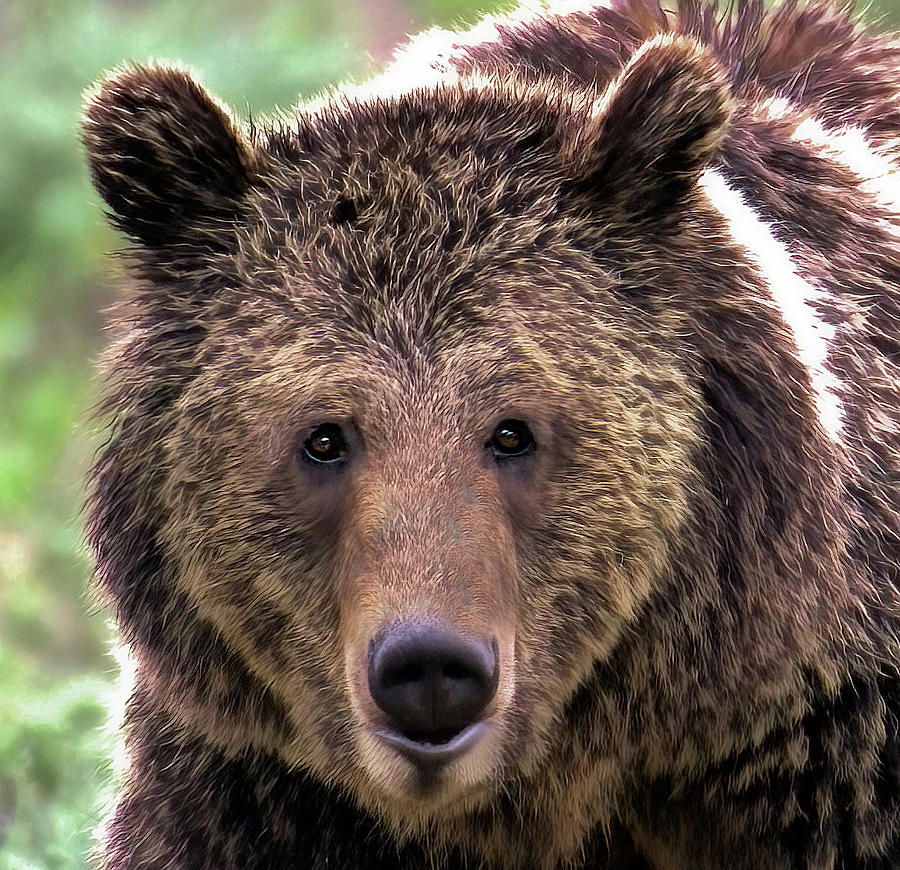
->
83, 1, 900, 867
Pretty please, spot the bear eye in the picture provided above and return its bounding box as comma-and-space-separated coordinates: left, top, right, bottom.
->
302, 423, 347, 465
488, 419, 535, 459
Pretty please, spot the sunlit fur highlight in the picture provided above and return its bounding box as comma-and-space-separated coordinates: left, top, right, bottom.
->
698, 167, 846, 442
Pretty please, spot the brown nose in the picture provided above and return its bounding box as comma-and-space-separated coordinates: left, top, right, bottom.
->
367, 621, 499, 743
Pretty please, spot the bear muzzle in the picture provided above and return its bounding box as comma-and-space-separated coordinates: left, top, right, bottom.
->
367, 620, 499, 769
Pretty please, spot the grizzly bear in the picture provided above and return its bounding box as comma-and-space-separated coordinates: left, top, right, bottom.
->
82, 0, 900, 867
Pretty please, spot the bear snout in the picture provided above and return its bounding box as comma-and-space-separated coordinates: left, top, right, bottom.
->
367, 620, 499, 763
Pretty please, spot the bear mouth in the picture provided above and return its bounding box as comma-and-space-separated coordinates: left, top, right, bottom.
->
373, 721, 489, 770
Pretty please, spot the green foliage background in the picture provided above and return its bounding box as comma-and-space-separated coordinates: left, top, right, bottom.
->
1, 0, 898, 866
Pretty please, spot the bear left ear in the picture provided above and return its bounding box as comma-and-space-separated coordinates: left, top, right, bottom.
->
567, 35, 733, 221
82, 64, 255, 249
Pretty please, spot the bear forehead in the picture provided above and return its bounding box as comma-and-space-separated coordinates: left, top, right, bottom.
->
216, 226, 618, 413
195, 292, 585, 418
244, 87, 578, 279
221, 92, 619, 368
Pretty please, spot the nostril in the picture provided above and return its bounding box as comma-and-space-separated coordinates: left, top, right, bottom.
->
383, 663, 423, 689
368, 621, 499, 743
443, 662, 470, 681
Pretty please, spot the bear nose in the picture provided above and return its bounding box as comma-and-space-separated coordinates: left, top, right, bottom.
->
367, 621, 499, 742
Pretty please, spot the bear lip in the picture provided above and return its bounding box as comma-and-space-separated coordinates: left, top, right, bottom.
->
373, 721, 489, 770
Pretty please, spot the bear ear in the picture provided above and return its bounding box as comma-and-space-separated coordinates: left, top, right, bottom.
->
82, 64, 255, 249
568, 35, 733, 221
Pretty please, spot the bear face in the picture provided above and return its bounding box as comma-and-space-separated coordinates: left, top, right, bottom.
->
84, 38, 733, 822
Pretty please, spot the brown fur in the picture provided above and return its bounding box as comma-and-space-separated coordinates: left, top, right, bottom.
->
83, 1, 900, 867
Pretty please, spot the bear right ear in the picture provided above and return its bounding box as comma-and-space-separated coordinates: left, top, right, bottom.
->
82, 64, 255, 249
